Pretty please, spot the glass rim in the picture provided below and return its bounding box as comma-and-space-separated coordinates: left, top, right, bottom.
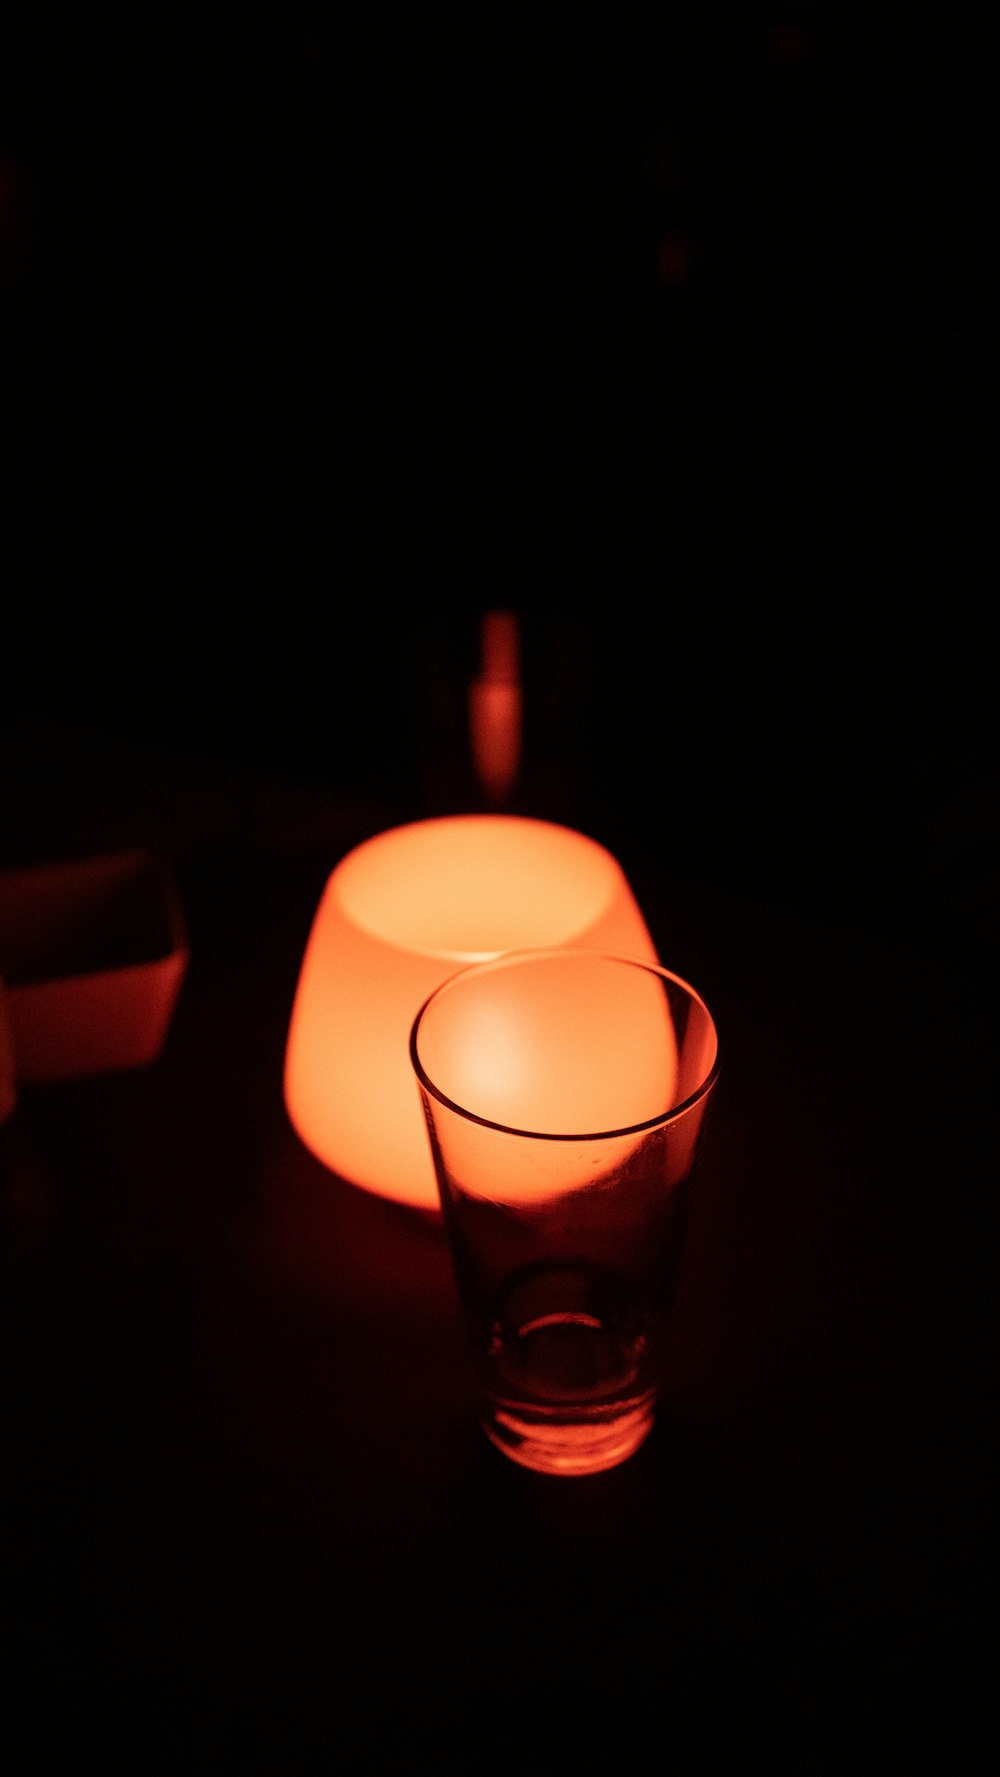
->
409, 945, 721, 1142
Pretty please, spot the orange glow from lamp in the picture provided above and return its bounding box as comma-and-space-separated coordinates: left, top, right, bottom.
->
283, 814, 660, 1213
468, 609, 522, 805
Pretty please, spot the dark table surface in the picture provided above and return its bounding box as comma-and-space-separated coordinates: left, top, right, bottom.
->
1, 712, 996, 1773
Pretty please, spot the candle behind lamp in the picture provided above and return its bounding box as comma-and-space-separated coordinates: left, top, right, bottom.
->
283, 814, 659, 1213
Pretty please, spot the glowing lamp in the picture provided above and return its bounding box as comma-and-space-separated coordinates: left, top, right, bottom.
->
283, 814, 660, 1213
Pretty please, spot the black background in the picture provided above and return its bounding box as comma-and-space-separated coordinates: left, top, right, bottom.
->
2, 9, 992, 902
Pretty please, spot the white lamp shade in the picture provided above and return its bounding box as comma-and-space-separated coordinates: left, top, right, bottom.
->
283, 814, 660, 1213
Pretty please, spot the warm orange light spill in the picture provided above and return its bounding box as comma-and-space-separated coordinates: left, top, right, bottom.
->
469, 610, 522, 805
414, 951, 680, 1203
421, 954, 678, 1135
283, 815, 660, 1212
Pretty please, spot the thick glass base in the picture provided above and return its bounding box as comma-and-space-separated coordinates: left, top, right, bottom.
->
480, 1286, 659, 1475
481, 1390, 657, 1477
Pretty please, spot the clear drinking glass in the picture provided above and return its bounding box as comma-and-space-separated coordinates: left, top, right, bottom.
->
410, 947, 720, 1477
